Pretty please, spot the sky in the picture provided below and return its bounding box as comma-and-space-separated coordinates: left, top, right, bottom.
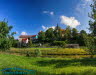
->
0, 0, 92, 39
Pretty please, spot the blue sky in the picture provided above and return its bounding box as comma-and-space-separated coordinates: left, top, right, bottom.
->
0, 0, 92, 38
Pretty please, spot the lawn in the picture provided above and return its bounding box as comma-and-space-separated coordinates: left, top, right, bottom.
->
0, 53, 96, 75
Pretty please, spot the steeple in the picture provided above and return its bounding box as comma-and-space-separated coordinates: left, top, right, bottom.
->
57, 23, 59, 29
55, 23, 59, 30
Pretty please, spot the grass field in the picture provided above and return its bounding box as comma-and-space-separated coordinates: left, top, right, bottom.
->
0, 53, 96, 75
5, 48, 90, 58
9, 48, 88, 55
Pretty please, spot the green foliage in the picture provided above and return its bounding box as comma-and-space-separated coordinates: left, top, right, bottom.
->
12, 40, 18, 47
54, 24, 62, 41
45, 28, 55, 42
78, 30, 87, 46
84, 35, 96, 58
71, 28, 78, 44
89, 0, 96, 35
28, 39, 32, 47
0, 38, 11, 51
37, 24, 88, 46
53, 41, 66, 48
9, 36, 18, 47
80, 30, 87, 35
26, 51, 30, 57
0, 21, 13, 38
0, 20, 14, 51
63, 26, 71, 43
38, 31, 45, 43
34, 49, 42, 57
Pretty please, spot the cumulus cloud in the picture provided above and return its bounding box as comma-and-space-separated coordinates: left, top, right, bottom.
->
51, 26, 55, 29
21, 31, 27, 35
42, 25, 55, 31
43, 11, 54, 15
60, 16, 80, 28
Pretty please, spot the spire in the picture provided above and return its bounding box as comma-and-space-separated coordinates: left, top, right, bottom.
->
56, 23, 60, 30
57, 23, 59, 28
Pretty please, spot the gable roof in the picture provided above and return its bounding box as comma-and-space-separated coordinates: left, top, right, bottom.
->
19, 35, 36, 38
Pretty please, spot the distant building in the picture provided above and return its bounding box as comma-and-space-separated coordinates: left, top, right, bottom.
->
19, 35, 38, 43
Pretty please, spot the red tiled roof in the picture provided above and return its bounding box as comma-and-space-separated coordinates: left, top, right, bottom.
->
60, 29, 65, 31
19, 35, 36, 38
22, 38, 28, 41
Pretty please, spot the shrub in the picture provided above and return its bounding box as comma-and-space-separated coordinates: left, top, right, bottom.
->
31, 44, 38, 47
28, 39, 32, 47
42, 43, 50, 47
84, 35, 96, 58
0, 38, 11, 51
26, 51, 30, 57
34, 49, 42, 57
52, 41, 66, 48
12, 39, 18, 48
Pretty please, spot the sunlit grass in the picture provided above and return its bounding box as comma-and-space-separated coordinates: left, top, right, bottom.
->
0, 54, 96, 75
10, 48, 88, 55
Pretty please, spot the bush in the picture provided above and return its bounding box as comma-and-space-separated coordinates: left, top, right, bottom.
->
42, 43, 50, 47
34, 49, 42, 57
0, 38, 11, 51
84, 35, 96, 58
12, 39, 18, 48
28, 39, 32, 47
26, 51, 30, 57
52, 41, 66, 48
31, 44, 38, 47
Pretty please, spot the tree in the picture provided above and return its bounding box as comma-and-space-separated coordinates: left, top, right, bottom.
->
84, 35, 96, 58
28, 38, 32, 47
63, 26, 71, 43
38, 31, 45, 43
79, 30, 87, 46
89, 0, 96, 36
0, 20, 14, 51
71, 28, 78, 43
54, 24, 62, 41
9, 32, 17, 47
45, 28, 55, 42
84, 0, 96, 58
80, 30, 87, 35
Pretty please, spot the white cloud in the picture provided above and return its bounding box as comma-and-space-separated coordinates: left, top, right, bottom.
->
85, 0, 91, 2
43, 11, 49, 14
42, 25, 48, 30
60, 16, 80, 28
42, 25, 55, 31
43, 11, 54, 15
50, 12, 54, 15
51, 26, 55, 29
21, 31, 27, 35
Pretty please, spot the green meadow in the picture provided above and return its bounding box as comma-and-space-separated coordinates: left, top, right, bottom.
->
0, 53, 96, 75
0, 48, 95, 75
